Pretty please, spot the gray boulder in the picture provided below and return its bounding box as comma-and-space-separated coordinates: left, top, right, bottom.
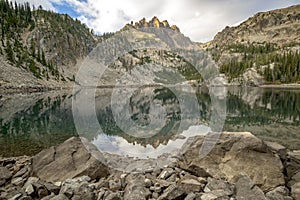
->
180, 132, 284, 191
266, 186, 292, 200
31, 137, 109, 182
235, 174, 267, 200
0, 166, 12, 186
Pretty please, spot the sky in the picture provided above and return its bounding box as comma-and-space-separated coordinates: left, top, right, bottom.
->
11, 0, 300, 42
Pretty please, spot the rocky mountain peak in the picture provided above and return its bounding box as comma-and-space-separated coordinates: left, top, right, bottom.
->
127, 16, 180, 32
210, 4, 300, 47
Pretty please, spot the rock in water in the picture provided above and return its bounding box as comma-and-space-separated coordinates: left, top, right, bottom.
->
180, 132, 285, 191
31, 137, 109, 182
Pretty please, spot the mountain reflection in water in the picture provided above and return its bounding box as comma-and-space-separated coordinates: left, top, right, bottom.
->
0, 86, 299, 157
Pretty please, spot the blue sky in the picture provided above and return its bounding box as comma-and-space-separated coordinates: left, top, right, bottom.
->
12, 0, 300, 42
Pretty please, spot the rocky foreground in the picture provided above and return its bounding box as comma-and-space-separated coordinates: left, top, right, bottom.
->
1, 132, 300, 200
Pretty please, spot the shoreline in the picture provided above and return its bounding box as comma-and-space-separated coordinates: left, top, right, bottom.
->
1, 83, 300, 94
259, 83, 300, 89
1, 132, 300, 199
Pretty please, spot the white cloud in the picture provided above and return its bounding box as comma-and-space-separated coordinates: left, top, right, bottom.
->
11, 0, 300, 42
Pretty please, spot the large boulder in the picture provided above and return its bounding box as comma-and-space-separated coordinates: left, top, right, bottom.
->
180, 132, 284, 191
31, 137, 109, 182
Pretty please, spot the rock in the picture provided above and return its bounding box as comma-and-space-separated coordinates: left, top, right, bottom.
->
24, 177, 39, 187
24, 184, 35, 196
186, 165, 211, 178
179, 179, 202, 193
197, 177, 207, 185
54, 182, 62, 187
145, 178, 152, 188
44, 182, 61, 195
289, 171, 300, 187
152, 192, 159, 199
264, 141, 287, 160
0, 166, 12, 186
11, 177, 24, 186
22, 177, 39, 195
155, 179, 173, 189
41, 194, 55, 200
286, 151, 300, 180
32, 181, 49, 198
200, 192, 229, 200
59, 184, 74, 199
3, 184, 28, 199
49, 194, 69, 200
59, 176, 94, 200
158, 168, 175, 180
120, 174, 127, 188
19, 196, 33, 200
8, 193, 22, 200
0, 179, 6, 187
13, 166, 29, 178
235, 174, 267, 200
291, 182, 300, 200
184, 192, 197, 200
236, 68, 265, 86
109, 180, 122, 192
124, 174, 151, 200
166, 174, 177, 182
157, 184, 186, 200
37, 186, 49, 199
204, 178, 233, 196
31, 137, 109, 182
180, 132, 285, 191
97, 188, 106, 200
105, 192, 121, 200
266, 186, 292, 200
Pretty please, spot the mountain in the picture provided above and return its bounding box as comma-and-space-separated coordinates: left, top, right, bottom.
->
0, 0, 98, 90
206, 4, 300, 85
0, 1, 209, 91
1, 1, 299, 90
124, 16, 180, 32
211, 4, 300, 47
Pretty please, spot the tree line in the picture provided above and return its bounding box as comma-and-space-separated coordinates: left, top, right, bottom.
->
0, 0, 61, 80
218, 43, 300, 83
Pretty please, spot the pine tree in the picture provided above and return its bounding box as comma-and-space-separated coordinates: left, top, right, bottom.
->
5, 40, 14, 63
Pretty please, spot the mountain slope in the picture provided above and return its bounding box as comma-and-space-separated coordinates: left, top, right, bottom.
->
0, 0, 97, 89
206, 4, 300, 85
211, 4, 300, 47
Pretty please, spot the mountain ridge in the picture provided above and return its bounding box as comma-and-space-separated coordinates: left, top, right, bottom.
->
1, 1, 300, 90
209, 4, 300, 47
124, 16, 180, 32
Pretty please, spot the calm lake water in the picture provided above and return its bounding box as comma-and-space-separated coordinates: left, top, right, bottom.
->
0, 86, 300, 157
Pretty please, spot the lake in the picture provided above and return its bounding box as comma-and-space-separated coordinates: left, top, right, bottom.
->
0, 86, 300, 157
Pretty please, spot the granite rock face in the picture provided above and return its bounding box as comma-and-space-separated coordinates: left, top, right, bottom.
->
130, 16, 181, 32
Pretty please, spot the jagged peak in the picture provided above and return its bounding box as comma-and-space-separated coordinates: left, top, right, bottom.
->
125, 17, 180, 32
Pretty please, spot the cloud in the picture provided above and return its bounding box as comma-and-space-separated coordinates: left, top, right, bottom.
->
11, 0, 300, 42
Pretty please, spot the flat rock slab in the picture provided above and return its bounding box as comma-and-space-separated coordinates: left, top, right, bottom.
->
180, 132, 285, 191
31, 137, 109, 182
